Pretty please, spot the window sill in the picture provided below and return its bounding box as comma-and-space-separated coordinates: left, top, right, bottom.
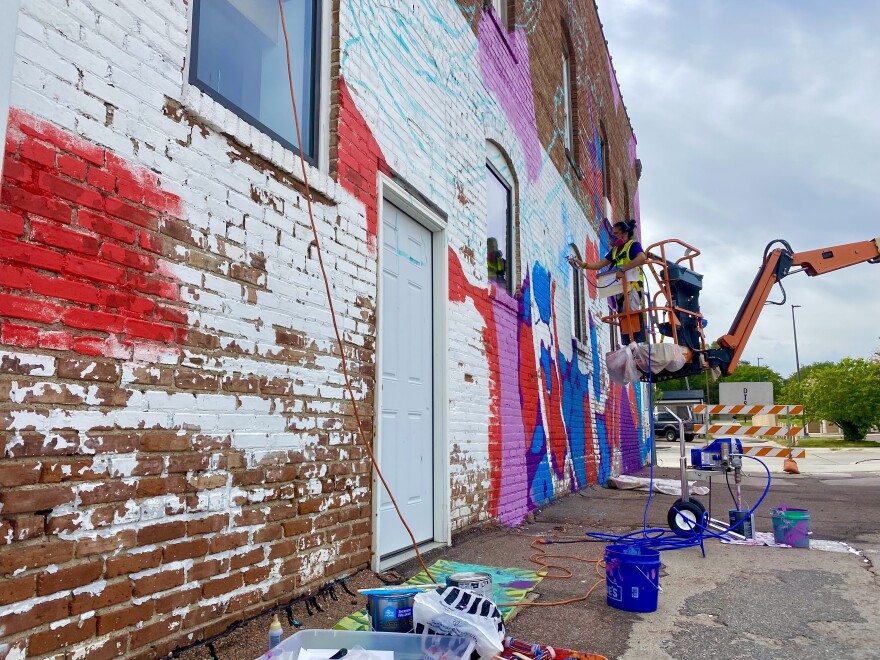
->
488, 282, 521, 314
178, 83, 334, 201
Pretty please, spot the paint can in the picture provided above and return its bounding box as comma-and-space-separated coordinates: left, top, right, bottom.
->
728, 509, 755, 539
366, 592, 414, 632
771, 507, 811, 548
445, 571, 494, 602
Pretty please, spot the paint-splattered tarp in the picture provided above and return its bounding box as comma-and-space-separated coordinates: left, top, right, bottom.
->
333, 560, 543, 630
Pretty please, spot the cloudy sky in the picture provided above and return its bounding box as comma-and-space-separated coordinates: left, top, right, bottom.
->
599, 0, 880, 378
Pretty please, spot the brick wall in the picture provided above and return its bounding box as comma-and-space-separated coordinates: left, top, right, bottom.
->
0, 0, 646, 656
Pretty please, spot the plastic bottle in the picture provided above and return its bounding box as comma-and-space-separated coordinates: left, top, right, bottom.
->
269, 613, 283, 650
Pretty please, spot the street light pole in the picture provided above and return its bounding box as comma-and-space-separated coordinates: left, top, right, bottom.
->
756, 357, 763, 382
792, 304, 807, 434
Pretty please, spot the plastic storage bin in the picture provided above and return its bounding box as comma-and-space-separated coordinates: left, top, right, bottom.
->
257, 629, 476, 660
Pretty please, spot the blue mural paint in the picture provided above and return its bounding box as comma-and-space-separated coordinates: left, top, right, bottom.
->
558, 344, 588, 488
531, 262, 552, 324
530, 454, 554, 507
520, 272, 532, 324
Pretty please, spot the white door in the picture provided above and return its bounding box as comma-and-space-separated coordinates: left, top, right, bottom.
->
379, 200, 434, 558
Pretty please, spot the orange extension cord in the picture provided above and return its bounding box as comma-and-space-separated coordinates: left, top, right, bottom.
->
277, 0, 435, 583
495, 538, 606, 609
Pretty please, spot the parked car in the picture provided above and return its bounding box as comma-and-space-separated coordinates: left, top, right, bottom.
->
653, 411, 696, 441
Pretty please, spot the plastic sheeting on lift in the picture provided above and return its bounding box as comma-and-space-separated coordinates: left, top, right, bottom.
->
606, 342, 687, 386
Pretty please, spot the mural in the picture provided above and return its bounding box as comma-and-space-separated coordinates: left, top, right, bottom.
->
450, 248, 645, 526
338, 1, 649, 526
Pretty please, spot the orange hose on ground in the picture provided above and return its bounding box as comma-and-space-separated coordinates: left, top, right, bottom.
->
495, 539, 606, 608
277, 0, 434, 584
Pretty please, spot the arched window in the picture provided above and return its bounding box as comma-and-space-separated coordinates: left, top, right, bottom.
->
486, 142, 517, 293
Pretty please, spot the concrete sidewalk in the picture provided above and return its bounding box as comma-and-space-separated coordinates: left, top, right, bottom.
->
654, 441, 880, 476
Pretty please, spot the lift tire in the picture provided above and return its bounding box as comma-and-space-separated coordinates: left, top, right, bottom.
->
668, 498, 706, 536
664, 428, 677, 442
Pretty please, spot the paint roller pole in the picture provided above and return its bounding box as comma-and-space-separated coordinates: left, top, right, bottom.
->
791, 304, 807, 436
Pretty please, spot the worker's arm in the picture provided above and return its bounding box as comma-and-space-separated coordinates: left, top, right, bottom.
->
570, 256, 610, 271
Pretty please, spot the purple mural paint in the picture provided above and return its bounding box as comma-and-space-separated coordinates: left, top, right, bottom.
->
493, 287, 529, 525
478, 19, 543, 181
618, 387, 642, 474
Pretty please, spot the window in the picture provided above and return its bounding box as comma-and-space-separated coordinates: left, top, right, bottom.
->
486, 161, 512, 292
570, 245, 586, 342
491, 0, 507, 28
600, 127, 612, 204
562, 44, 574, 153
190, 0, 321, 162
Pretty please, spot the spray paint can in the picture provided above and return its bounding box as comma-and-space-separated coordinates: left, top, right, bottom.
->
268, 613, 283, 649
445, 571, 494, 602
728, 509, 755, 539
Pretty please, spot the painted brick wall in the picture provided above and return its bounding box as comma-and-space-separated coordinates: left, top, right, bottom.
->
0, 0, 646, 656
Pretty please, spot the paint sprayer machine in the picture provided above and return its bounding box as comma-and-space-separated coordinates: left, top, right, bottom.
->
663, 409, 755, 540
691, 438, 743, 472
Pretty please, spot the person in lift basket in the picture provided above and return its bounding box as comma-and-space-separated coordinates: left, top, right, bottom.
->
569, 219, 647, 344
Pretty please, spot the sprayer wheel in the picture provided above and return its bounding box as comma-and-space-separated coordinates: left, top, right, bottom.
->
668, 498, 706, 536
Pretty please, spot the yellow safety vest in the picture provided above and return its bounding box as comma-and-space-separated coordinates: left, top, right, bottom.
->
488, 254, 505, 281
610, 239, 644, 290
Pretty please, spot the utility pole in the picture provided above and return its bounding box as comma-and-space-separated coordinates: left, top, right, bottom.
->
792, 304, 807, 435
756, 357, 763, 382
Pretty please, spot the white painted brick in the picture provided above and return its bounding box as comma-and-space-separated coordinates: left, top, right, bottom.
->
195, 394, 239, 413
9, 82, 78, 131
202, 274, 240, 299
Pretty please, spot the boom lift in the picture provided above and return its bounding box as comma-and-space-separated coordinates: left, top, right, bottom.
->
602, 236, 880, 381
601, 236, 879, 538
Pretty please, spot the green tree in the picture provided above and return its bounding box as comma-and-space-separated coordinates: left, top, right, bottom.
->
779, 361, 835, 405
800, 359, 880, 440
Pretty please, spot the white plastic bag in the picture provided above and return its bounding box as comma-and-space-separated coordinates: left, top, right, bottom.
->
631, 342, 686, 374
606, 345, 641, 386
413, 587, 504, 660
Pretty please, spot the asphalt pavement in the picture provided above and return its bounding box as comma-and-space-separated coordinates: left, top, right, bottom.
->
398, 450, 880, 660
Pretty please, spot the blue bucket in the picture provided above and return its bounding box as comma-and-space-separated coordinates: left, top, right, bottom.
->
605, 545, 661, 613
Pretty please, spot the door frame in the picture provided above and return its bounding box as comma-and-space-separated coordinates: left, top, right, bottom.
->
373, 173, 450, 571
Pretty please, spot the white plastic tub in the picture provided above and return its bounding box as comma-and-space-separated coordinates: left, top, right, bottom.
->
257, 629, 476, 660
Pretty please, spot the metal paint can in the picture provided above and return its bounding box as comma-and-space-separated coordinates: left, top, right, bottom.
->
366, 593, 414, 632
445, 571, 494, 602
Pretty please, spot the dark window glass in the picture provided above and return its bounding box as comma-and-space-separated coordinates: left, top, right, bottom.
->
191, 0, 320, 160
486, 163, 511, 291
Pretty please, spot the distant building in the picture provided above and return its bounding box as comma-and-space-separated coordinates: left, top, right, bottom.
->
0, 0, 644, 655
